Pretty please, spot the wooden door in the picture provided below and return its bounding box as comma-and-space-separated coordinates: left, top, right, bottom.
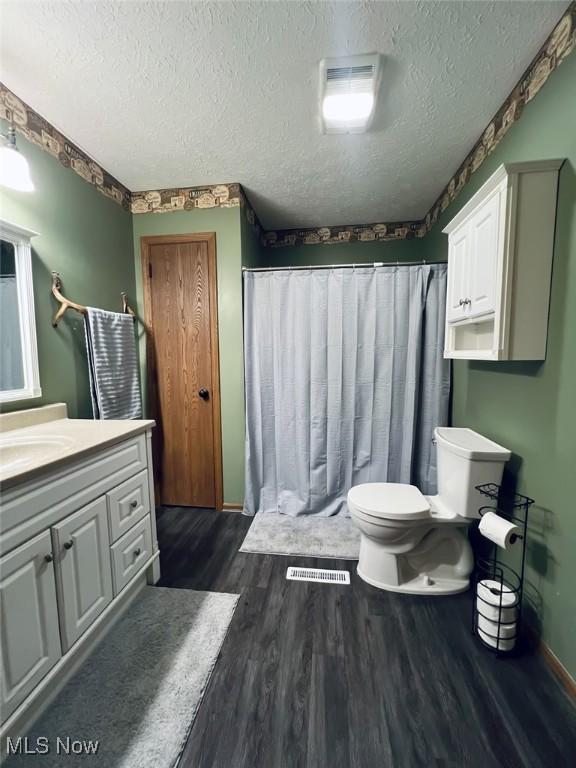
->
141, 234, 222, 509
52, 497, 113, 651
446, 224, 471, 323
0, 531, 61, 722
468, 191, 500, 320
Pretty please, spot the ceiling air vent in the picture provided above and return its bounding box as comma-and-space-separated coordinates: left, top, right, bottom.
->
319, 54, 381, 134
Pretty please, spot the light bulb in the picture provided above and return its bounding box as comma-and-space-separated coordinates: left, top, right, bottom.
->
0, 129, 34, 192
322, 93, 374, 123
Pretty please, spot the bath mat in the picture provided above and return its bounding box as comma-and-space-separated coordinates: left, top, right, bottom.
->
6, 586, 239, 768
240, 511, 360, 559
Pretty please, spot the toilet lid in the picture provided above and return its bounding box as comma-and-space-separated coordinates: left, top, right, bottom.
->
348, 483, 430, 520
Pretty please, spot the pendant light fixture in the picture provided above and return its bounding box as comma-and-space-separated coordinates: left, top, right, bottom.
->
0, 125, 34, 192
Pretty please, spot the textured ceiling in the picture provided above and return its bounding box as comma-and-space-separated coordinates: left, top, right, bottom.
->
0, 1, 566, 229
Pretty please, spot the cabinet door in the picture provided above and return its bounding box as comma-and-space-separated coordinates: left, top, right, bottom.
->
468, 191, 500, 320
0, 531, 61, 723
446, 224, 470, 323
53, 497, 112, 651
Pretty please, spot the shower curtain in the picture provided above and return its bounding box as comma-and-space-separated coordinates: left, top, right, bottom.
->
243, 264, 450, 517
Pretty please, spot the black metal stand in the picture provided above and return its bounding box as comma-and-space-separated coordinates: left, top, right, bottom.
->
472, 483, 534, 656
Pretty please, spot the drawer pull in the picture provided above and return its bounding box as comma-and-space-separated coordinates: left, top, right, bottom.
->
64, 539, 74, 550
130, 500, 139, 509
133, 547, 142, 557
44, 553, 54, 563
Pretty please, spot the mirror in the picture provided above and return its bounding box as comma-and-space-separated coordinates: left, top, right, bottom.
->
0, 220, 41, 403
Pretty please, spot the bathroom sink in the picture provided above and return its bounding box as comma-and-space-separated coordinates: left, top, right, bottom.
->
0, 435, 76, 473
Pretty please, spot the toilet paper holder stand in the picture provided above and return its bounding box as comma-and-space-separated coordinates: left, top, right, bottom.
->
471, 483, 534, 656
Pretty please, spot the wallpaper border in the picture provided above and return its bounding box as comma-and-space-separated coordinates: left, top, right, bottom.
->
130, 183, 242, 214
1, 2, 573, 243
421, 0, 575, 235
0, 83, 132, 210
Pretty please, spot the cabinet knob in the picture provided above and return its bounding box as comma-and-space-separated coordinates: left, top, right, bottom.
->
458, 298, 465, 306
133, 547, 142, 557
64, 539, 74, 550
465, 298, 471, 305
130, 500, 138, 509
44, 553, 54, 563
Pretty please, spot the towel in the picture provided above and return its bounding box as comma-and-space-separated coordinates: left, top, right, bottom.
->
84, 307, 142, 420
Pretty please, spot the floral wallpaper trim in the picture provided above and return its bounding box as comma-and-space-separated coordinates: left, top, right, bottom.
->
0, 83, 131, 210
421, 2, 576, 235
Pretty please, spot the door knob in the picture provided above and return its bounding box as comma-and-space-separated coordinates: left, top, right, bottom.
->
198, 388, 209, 400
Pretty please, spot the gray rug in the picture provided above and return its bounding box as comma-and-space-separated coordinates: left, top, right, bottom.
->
240, 511, 360, 559
6, 587, 239, 768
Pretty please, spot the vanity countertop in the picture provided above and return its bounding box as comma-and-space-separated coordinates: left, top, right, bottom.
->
0, 406, 155, 489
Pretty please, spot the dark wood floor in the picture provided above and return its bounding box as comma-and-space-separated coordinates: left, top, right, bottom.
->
156, 507, 576, 768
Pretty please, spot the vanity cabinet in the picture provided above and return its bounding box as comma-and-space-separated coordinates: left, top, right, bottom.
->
0, 426, 160, 733
443, 160, 562, 360
0, 531, 61, 720
52, 497, 113, 651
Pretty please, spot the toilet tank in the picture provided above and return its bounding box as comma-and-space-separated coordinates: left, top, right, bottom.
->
435, 428, 511, 519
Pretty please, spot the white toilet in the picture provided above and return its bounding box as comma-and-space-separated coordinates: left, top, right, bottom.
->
348, 427, 511, 595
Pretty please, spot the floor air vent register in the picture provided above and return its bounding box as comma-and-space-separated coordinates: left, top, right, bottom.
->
286, 567, 350, 584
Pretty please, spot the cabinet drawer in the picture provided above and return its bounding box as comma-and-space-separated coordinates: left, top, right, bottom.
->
110, 516, 153, 595
1, 434, 149, 557
107, 470, 150, 543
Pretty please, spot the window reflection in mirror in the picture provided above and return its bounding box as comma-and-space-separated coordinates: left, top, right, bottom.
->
0, 221, 41, 403
1, 238, 25, 391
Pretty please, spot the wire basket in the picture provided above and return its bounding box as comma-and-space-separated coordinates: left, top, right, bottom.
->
471, 484, 534, 656
473, 558, 521, 654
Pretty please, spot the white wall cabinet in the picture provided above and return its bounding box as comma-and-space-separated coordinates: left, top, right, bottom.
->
0, 429, 160, 738
52, 497, 113, 651
0, 531, 61, 721
443, 160, 563, 360
446, 224, 471, 323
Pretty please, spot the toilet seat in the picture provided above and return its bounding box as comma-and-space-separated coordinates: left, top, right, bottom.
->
348, 483, 430, 521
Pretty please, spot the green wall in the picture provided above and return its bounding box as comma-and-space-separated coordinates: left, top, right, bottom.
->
0, 120, 135, 417
422, 54, 576, 677
240, 211, 262, 268
132, 208, 245, 505
255, 236, 427, 268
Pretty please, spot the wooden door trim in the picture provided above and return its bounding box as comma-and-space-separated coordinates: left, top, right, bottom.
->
140, 233, 223, 511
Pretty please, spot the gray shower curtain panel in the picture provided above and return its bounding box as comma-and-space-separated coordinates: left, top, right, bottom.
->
243, 264, 450, 517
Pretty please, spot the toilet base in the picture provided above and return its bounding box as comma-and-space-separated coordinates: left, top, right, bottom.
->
355, 525, 473, 596
357, 564, 470, 595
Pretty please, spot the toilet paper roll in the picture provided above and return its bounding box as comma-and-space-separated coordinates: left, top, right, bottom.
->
476, 578, 519, 623
477, 614, 517, 640
478, 511, 520, 549
478, 626, 516, 652
476, 596, 518, 624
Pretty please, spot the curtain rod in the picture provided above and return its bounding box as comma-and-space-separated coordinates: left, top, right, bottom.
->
242, 260, 446, 273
